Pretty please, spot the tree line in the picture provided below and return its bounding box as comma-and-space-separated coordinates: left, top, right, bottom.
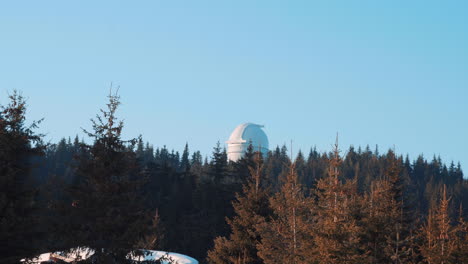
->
1, 91, 467, 263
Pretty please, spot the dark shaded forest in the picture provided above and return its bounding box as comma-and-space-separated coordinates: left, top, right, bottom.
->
2, 91, 467, 263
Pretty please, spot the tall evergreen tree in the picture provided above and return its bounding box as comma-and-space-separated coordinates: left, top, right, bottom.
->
311, 139, 366, 264
294, 151, 307, 186
0, 91, 45, 263
362, 151, 416, 264
208, 152, 271, 264
257, 161, 314, 264
452, 204, 468, 262
180, 143, 191, 173
208, 141, 229, 184
61, 91, 152, 263
419, 185, 460, 264
188, 142, 234, 260
232, 143, 256, 184
382, 150, 414, 264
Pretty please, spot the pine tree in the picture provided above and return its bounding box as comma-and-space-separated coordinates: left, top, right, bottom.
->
232, 142, 256, 184
312, 138, 366, 264
382, 150, 414, 264
256, 161, 314, 264
0, 91, 45, 263
361, 150, 412, 264
208, 152, 271, 264
294, 151, 307, 186
264, 145, 290, 191
364, 179, 389, 263
180, 143, 191, 173
452, 204, 468, 263
419, 185, 459, 264
305, 147, 326, 189
188, 142, 234, 260
135, 137, 145, 162
61, 91, 152, 263
209, 141, 229, 184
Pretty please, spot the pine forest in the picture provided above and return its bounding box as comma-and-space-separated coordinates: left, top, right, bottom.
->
1, 91, 467, 264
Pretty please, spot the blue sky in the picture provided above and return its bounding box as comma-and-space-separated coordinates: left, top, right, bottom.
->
0, 1, 467, 168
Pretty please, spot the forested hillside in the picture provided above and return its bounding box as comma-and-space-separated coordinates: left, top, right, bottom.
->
1, 92, 467, 263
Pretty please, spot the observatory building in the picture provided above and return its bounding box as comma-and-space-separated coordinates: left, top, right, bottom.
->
226, 123, 269, 162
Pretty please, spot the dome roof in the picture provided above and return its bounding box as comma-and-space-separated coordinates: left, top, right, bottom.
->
226, 123, 269, 150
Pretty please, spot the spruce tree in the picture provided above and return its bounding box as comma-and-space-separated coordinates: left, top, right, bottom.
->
363, 179, 394, 264
305, 147, 325, 188
419, 185, 459, 264
180, 143, 191, 173
208, 152, 271, 264
452, 204, 468, 263
383, 151, 414, 264
256, 161, 314, 264
0, 91, 45, 263
232, 142, 256, 184
189, 142, 234, 260
62, 91, 152, 263
361, 150, 415, 264
294, 151, 307, 186
311, 139, 366, 264
208, 141, 229, 184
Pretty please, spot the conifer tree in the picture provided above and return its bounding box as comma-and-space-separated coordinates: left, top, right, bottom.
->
208, 152, 271, 264
180, 143, 191, 173
383, 151, 415, 264
452, 204, 468, 263
419, 185, 459, 264
312, 138, 366, 264
232, 142, 256, 184
190, 150, 204, 183
362, 150, 415, 264
294, 151, 307, 186
135, 137, 145, 161
189, 142, 234, 260
209, 141, 229, 184
364, 178, 398, 263
305, 147, 325, 188
264, 145, 289, 191
256, 160, 314, 264
0, 91, 45, 263
62, 90, 152, 263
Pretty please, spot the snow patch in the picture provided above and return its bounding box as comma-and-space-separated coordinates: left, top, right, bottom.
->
131, 250, 198, 264
23, 249, 198, 264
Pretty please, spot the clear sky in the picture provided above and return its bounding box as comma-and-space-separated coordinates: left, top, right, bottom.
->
1, 1, 467, 169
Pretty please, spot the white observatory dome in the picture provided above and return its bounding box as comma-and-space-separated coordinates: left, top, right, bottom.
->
226, 123, 269, 162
